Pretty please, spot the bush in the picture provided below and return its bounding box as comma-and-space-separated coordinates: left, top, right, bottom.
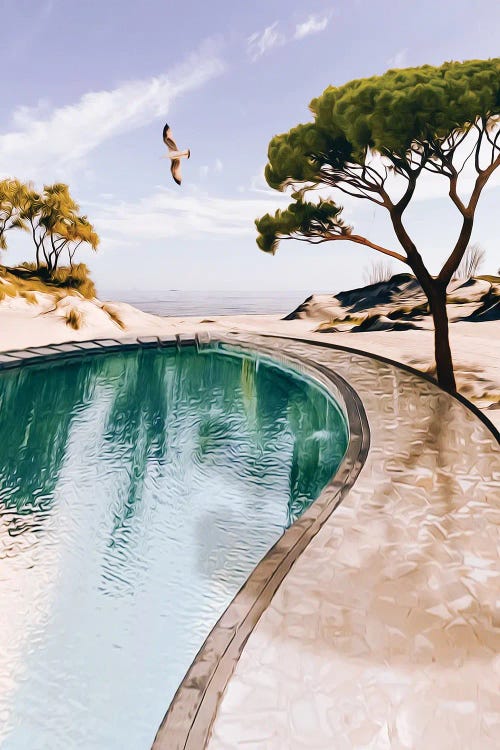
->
8, 262, 96, 299
102, 304, 125, 329
20, 290, 37, 304
363, 260, 393, 285
51, 264, 96, 298
453, 243, 485, 280
65, 308, 83, 329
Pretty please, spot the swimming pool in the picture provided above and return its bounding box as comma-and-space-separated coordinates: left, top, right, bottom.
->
0, 344, 348, 749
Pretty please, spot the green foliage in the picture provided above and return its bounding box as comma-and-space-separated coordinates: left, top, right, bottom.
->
259, 58, 500, 265
0, 179, 30, 249
256, 197, 350, 254
264, 123, 335, 190
20, 183, 100, 274
257, 59, 500, 393
265, 58, 500, 192
312, 60, 500, 154
0, 178, 100, 276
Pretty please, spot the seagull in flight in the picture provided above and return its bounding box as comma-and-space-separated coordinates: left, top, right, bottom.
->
162, 123, 190, 185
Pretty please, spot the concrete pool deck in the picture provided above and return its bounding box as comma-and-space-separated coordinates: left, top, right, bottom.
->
203, 334, 500, 750
0, 332, 498, 749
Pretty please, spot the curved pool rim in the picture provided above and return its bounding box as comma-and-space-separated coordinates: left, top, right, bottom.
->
2, 332, 498, 750
151, 335, 370, 750
0, 333, 370, 750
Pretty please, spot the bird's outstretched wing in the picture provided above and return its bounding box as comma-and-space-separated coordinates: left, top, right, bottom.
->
162, 122, 178, 151
171, 159, 182, 185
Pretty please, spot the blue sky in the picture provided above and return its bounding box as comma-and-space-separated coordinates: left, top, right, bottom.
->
2, 0, 499, 294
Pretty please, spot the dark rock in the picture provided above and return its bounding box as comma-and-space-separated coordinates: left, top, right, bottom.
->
462, 290, 500, 322
351, 314, 420, 332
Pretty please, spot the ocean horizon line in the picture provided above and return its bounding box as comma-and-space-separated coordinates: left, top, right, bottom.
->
97, 288, 328, 317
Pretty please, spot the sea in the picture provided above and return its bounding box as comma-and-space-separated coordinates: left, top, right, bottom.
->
98, 290, 314, 317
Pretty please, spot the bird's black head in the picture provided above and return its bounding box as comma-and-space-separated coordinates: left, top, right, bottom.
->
162, 122, 170, 138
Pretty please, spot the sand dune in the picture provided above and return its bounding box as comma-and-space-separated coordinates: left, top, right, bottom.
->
286, 273, 500, 329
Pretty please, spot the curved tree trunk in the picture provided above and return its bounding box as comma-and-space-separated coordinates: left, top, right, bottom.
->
427, 281, 456, 393
404, 247, 457, 395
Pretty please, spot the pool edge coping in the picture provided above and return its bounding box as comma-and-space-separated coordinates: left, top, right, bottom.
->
150, 335, 370, 750
0, 333, 370, 750
259, 332, 500, 444
0, 331, 496, 444
1, 332, 497, 748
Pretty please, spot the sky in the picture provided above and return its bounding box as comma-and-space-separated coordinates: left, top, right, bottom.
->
1, 0, 500, 295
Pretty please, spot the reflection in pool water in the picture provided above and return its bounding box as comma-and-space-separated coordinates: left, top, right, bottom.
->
0, 346, 347, 749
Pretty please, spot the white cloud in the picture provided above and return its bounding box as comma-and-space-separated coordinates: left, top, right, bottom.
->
86, 187, 288, 244
214, 158, 223, 173
294, 14, 329, 40
387, 48, 408, 69
247, 15, 329, 63
0, 44, 224, 182
247, 22, 285, 61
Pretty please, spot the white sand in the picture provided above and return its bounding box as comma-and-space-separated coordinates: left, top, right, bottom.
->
0, 292, 499, 430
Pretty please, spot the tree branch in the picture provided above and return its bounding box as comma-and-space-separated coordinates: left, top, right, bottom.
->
438, 149, 500, 284
437, 216, 473, 285
448, 167, 467, 215
474, 119, 485, 173
338, 233, 407, 262
319, 158, 393, 208
467, 150, 500, 213
330, 182, 386, 205
286, 231, 407, 263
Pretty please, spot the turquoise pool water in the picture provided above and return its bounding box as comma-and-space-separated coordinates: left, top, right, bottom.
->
0, 346, 348, 749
